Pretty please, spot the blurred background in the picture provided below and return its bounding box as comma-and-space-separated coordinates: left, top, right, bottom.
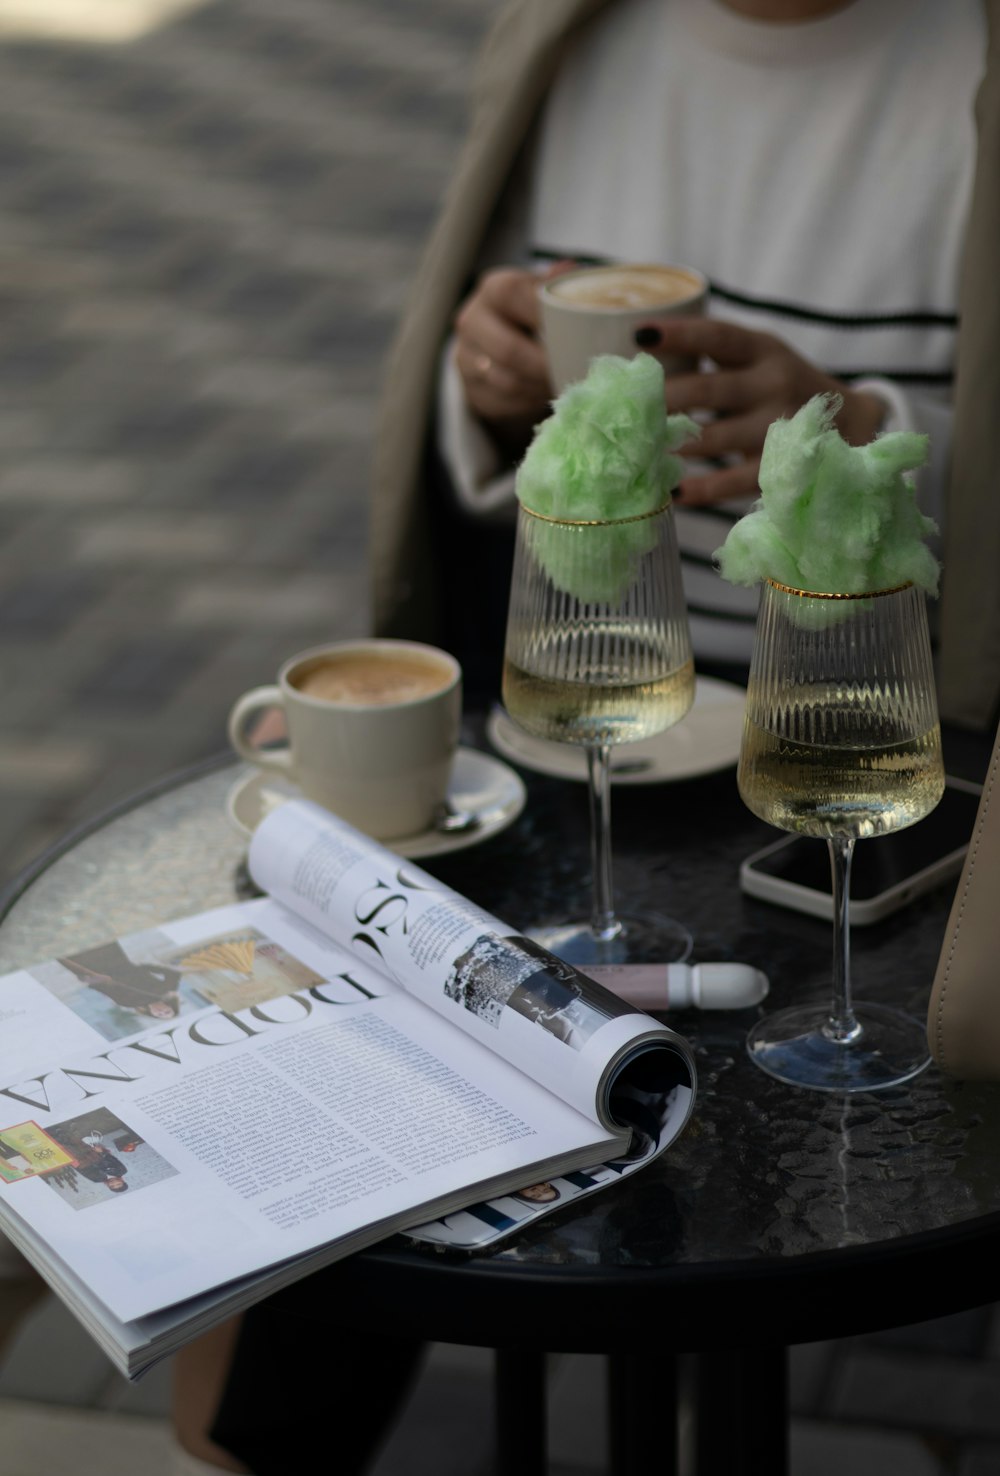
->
0, 0, 493, 889
1, 3, 999, 1474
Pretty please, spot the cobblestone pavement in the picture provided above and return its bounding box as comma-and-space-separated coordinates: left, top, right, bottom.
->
1, 3, 999, 1474
0, 0, 490, 883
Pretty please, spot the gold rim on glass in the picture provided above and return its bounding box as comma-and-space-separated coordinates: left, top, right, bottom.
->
519, 501, 672, 528
765, 578, 914, 601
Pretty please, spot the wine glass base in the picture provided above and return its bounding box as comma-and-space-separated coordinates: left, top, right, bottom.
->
746, 1000, 931, 1093
528, 913, 693, 967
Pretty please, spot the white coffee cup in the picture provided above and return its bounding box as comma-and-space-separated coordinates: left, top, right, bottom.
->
539, 262, 708, 393
227, 639, 462, 841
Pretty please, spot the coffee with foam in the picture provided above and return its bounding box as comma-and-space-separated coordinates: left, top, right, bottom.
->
228, 639, 462, 840
540, 261, 707, 392
548, 265, 704, 312
293, 650, 454, 707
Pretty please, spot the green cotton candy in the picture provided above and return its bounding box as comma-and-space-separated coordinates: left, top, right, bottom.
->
715, 394, 940, 598
514, 354, 697, 603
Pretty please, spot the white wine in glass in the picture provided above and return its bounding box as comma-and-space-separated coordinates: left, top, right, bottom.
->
502, 500, 695, 965
503, 634, 694, 746
738, 578, 945, 1092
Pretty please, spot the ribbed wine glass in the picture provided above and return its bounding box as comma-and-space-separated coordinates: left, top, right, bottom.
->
738, 578, 945, 1092
502, 500, 695, 965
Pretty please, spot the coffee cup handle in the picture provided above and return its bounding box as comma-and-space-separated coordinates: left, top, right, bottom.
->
227, 686, 294, 776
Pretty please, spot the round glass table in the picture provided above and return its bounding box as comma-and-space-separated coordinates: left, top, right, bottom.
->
1, 734, 997, 1475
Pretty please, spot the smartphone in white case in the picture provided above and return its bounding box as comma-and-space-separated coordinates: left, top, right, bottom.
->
739, 776, 983, 926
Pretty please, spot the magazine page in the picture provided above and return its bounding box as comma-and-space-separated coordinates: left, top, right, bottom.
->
407, 1158, 652, 1251
248, 800, 696, 1142
0, 894, 626, 1327
0, 1212, 315, 1379
406, 1060, 678, 1251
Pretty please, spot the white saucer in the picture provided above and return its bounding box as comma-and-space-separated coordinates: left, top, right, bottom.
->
487, 675, 746, 785
225, 746, 527, 859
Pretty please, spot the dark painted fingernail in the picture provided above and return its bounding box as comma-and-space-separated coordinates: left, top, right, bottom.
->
634, 326, 662, 348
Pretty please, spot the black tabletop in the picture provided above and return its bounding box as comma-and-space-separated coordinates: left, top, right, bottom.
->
1, 722, 997, 1354
297, 721, 1000, 1352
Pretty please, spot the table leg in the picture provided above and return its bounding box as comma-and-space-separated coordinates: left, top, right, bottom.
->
607, 1352, 677, 1476
495, 1347, 547, 1476
694, 1346, 788, 1476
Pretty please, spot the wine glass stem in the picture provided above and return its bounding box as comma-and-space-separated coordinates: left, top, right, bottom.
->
585, 743, 621, 943
826, 834, 861, 1044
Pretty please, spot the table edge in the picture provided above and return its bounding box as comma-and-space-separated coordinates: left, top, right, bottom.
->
0, 751, 237, 924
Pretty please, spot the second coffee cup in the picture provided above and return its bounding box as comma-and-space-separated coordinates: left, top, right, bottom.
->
539, 262, 708, 393
227, 639, 462, 841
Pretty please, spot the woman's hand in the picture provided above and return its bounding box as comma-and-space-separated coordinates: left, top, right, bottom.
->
636, 317, 886, 505
453, 263, 570, 452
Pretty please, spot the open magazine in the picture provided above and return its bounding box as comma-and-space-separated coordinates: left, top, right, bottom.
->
0, 799, 696, 1378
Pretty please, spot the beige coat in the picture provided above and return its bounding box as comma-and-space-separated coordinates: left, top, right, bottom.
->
371, 0, 1000, 731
